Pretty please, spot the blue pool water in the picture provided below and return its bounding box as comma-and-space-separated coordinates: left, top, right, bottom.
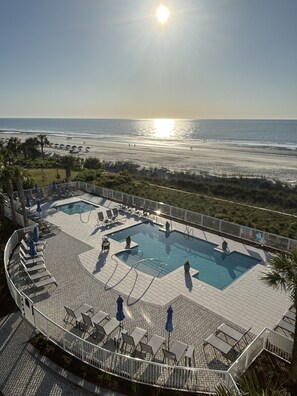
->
56, 201, 97, 215
108, 223, 261, 290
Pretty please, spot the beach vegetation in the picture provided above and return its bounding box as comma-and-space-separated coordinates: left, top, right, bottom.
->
84, 156, 102, 169
6, 137, 22, 156
20, 137, 40, 160
261, 250, 297, 395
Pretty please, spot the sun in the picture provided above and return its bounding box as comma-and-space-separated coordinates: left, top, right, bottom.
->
156, 4, 170, 24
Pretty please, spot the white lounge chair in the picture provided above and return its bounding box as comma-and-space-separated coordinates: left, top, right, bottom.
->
121, 327, 148, 354
20, 245, 43, 260
19, 249, 44, 266
140, 334, 165, 359
204, 334, 235, 361
20, 257, 46, 273
93, 318, 119, 341
26, 271, 57, 290
162, 340, 188, 365
274, 319, 295, 335
216, 323, 252, 343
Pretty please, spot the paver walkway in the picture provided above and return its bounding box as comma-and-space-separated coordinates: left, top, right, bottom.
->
0, 312, 94, 396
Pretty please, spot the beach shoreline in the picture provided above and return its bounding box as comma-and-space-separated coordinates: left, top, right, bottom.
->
1, 131, 297, 184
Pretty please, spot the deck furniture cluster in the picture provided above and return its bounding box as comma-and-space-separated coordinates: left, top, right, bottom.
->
18, 236, 57, 290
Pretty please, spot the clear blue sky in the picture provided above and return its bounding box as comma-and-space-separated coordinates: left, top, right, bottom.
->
0, 0, 296, 119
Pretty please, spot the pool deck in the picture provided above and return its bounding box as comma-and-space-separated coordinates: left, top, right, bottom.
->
11, 193, 292, 371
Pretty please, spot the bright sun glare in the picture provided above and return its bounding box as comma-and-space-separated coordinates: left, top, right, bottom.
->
156, 4, 170, 24
154, 119, 175, 138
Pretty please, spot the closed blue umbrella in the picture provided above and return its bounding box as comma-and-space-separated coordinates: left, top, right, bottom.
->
29, 239, 37, 258
116, 295, 125, 322
33, 184, 38, 194
116, 295, 125, 351
36, 200, 42, 217
25, 195, 30, 208
33, 226, 39, 242
165, 305, 173, 348
52, 180, 57, 191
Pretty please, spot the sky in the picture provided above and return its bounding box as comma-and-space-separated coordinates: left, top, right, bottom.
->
0, 0, 297, 119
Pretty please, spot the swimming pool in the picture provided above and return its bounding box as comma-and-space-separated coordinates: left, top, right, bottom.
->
108, 222, 261, 290
56, 201, 97, 215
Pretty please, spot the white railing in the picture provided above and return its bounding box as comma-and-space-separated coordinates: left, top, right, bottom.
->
228, 328, 293, 380
3, 227, 239, 394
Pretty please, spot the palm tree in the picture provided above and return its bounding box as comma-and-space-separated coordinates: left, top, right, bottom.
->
0, 166, 17, 226
261, 250, 297, 395
60, 155, 76, 183
13, 166, 29, 227
37, 134, 50, 160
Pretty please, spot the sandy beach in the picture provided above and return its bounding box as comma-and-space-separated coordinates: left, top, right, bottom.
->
1, 132, 297, 183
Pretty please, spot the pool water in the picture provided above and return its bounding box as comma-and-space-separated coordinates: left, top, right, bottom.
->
56, 201, 97, 215
108, 222, 261, 290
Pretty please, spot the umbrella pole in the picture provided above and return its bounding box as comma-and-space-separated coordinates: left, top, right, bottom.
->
168, 332, 170, 349
117, 321, 122, 352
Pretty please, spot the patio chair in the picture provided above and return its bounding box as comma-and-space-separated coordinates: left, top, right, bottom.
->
204, 334, 234, 361
93, 318, 119, 341
64, 303, 94, 327
216, 323, 252, 343
81, 311, 110, 333
121, 327, 148, 354
162, 340, 188, 365
274, 319, 295, 336
140, 334, 165, 359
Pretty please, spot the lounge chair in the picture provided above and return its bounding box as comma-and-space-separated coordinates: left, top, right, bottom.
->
23, 266, 52, 282
21, 239, 44, 254
27, 272, 57, 290
81, 311, 110, 333
97, 212, 105, 226
112, 208, 126, 223
216, 323, 252, 343
93, 318, 119, 341
140, 334, 165, 359
106, 209, 116, 223
20, 245, 43, 260
20, 256, 46, 272
204, 334, 234, 361
20, 253, 44, 266
19, 249, 44, 266
162, 340, 188, 365
64, 303, 94, 327
121, 327, 148, 354
274, 319, 295, 335
283, 309, 296, 322
23, 235, 46, 248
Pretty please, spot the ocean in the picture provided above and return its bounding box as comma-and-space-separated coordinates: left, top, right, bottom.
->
0, 118, 296, 149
